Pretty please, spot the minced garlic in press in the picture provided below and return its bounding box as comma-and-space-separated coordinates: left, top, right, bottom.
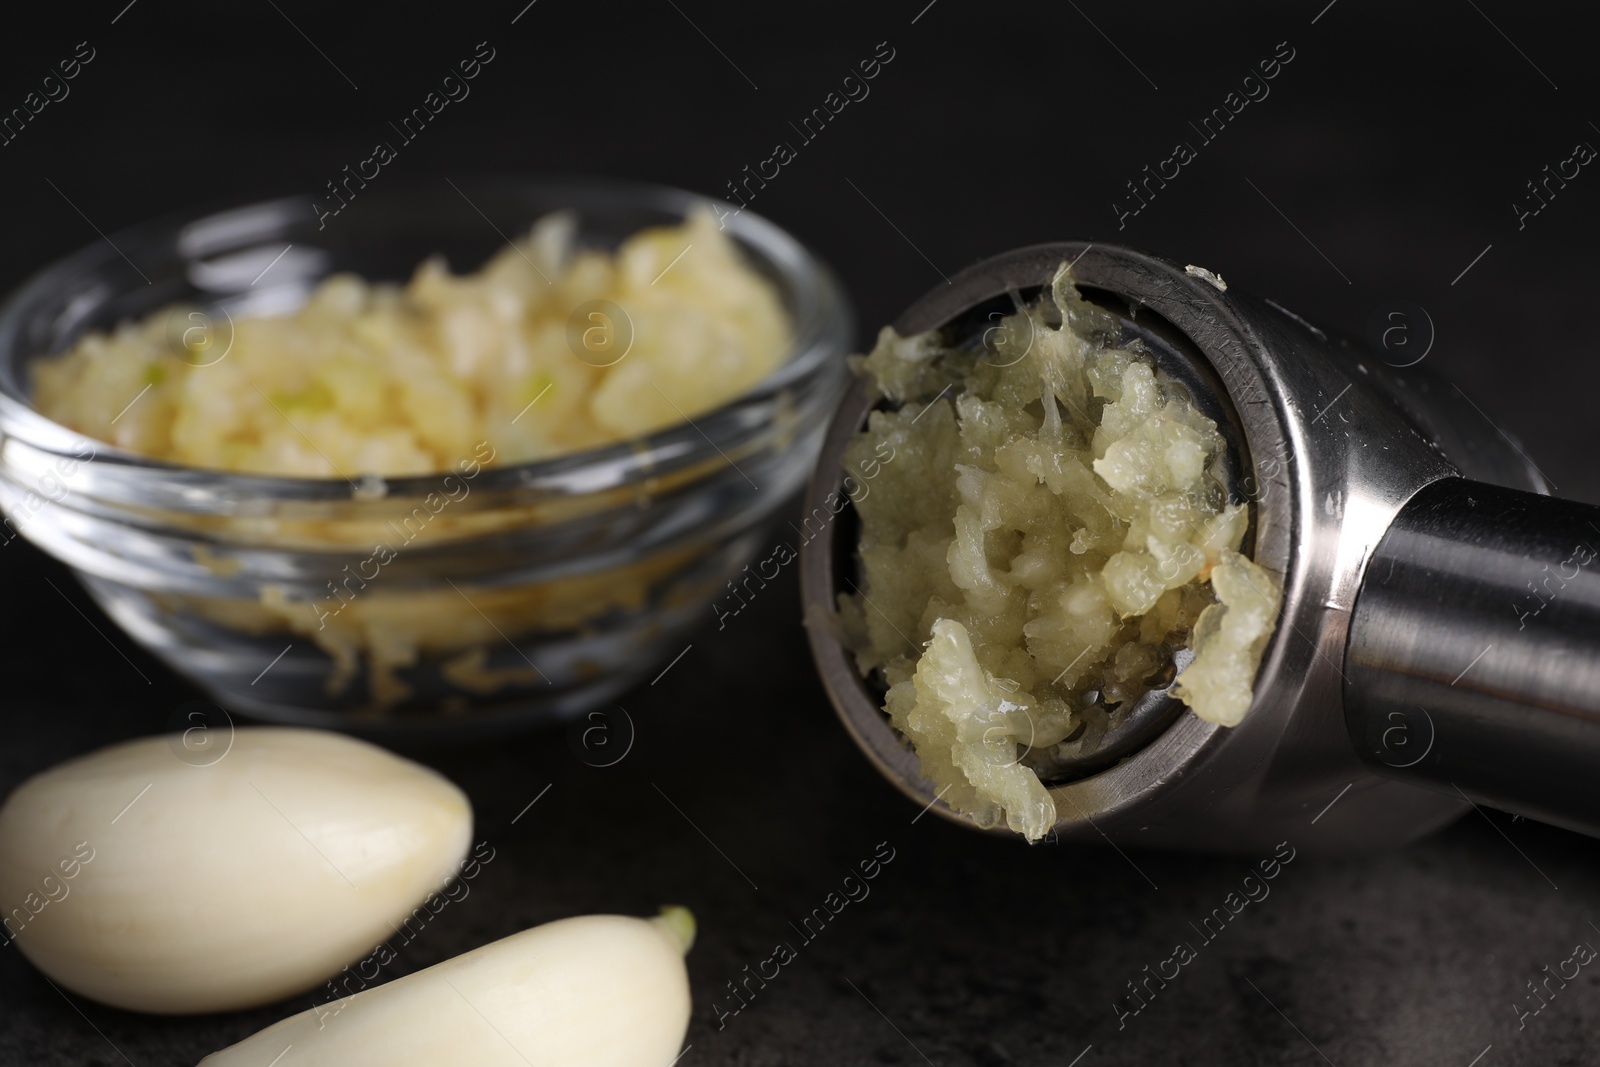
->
839, 266, 1280, 841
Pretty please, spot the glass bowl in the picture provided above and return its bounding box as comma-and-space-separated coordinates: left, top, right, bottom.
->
0, 177, 852, 735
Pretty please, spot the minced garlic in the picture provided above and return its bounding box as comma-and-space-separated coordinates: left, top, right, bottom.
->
28, 209, 792, 714
32, 208, 789, 476
839, 266, 1280, 841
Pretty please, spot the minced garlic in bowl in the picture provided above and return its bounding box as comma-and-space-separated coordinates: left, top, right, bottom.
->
33, 208, 789, 475
0, 181, 851, 727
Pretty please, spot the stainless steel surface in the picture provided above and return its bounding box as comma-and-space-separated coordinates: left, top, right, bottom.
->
801, 242, 1552, 853
1346, 476, 1600, 836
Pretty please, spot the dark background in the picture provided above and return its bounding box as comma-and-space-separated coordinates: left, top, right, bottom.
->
3, 1, 1599, 1064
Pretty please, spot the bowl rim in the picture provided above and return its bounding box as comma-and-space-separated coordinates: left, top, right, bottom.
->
0, 174, 852, 505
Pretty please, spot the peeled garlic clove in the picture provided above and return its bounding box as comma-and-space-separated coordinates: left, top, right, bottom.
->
0, 727, 471, 1014
200, 908, 696, 1067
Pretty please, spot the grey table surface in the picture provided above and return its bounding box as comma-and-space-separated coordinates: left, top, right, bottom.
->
3, 1, 1600, 1064
5, 570, 1599, 1066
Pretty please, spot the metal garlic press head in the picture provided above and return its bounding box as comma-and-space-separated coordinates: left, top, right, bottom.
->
801, 242, 1600, 853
